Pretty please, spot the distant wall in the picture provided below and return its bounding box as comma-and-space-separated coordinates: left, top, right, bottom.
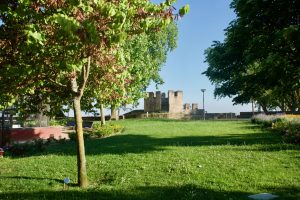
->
9, 127, 68, 143
139, 112, 236, 120
144, 90, 183, 113
206, 113, 236, 119
140, 113, 200, 120
144, 91, 162, 113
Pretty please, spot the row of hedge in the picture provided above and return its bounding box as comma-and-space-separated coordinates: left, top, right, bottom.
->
69, 122, 125, 141
251, 114, 300, 144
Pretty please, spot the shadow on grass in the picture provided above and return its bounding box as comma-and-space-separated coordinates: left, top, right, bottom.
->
0, 184, 299, 200
40, 130, 300, 157
8, 121, 299, 157
0, 184, 251, 200
0, 176, 77, 187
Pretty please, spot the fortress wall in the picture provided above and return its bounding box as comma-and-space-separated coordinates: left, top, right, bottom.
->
144, 91, 162, 113
168, 90, 183, 113
161, 92, 169, 112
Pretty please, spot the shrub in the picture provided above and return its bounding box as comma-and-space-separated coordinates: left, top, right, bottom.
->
23, 120, 38, 127
49, 119, 73, 126
252, 114, 300, 144
49, 119, 65, 126
272, 121, 300, 144
8, 139, 50, 156
91, 122, 125, 138
251, 114, 285, 127
68, 132, 90, 141
283, 124, 300, 144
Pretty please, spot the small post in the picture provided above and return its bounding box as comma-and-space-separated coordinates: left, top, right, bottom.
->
0, 148, 4, 158
64, 177, 70, 190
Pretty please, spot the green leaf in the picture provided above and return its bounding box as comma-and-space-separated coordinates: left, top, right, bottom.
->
179, 4, 190, 16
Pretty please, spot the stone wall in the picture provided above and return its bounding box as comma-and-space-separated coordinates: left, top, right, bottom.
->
161, 92, 169, 112
168, 90, 183, 113
144, 91, 162, 113
144, 90, 183, 113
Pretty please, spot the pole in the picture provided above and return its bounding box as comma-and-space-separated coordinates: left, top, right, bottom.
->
201, 89, 206, 120
203, 91, 205, 120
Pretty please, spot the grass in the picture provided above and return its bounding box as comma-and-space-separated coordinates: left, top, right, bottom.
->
0, 119, 299, 199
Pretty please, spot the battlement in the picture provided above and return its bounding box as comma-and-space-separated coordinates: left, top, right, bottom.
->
144, 90, 206, 118
144, 90, 183, 113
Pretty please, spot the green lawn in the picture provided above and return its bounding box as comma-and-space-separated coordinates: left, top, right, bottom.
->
1, 119, 299, 199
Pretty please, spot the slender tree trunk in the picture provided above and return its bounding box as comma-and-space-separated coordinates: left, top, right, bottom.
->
111, 105, 119, 120
73, 96, 88, 188
70, 56, 91, 188
261, 105, 269, 115
100, 103, 105, 126
251, 100, 255, 117
280, 99, 286, 113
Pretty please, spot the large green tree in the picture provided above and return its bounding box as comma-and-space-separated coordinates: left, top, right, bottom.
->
204, 0, 300, 112
82, 21, 178, 124
0, 0, 189, 187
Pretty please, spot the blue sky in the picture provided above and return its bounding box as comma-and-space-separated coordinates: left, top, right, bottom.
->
142, 0, 252, 114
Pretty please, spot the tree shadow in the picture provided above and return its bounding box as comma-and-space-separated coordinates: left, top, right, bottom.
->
0, 184, 298, 200
40, 130, 296, 156
0, 175, 62, 183
6, 120, 299, 157
0, 184, 251, 200
262, 185, 300, 200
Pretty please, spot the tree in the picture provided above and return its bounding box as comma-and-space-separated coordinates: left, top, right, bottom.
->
0, 0, 189, 187
203, 0, 300, 112
82, 21, 178, 124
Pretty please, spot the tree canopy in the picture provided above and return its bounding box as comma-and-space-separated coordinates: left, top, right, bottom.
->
0, 0, 189, 187
204, 0, 300, 112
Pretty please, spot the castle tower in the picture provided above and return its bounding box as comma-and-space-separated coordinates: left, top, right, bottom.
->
183, 103, 191, 114
144, 90, 183, 113
144, 91, 162, 113
168, 90, 183, 113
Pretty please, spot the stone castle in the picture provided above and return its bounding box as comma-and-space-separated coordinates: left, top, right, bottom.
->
124, 90, 236, 119
144, 90, 203, 115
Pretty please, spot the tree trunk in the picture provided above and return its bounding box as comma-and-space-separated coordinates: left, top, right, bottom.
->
111, 105, 119, 120
70, 56, 91, 188
100, 104, 105, 126
251, 100, 255, 117
261, 105, 269, 115
279, 100, 286, 113
73, 96, 88, 188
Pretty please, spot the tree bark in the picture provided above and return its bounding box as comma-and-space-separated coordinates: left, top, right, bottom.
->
73, 96, 88, 188
70, 56, 91, 188
100, 103, 105, 126
111, 105, 119, 120
261, 105, 269, 115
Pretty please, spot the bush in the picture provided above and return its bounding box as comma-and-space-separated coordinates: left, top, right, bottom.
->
251, 114, 286, 127
272, 121, 300, 144
68, 132, 90, 141
91, 122, 125, 138
252, 114, 300, 144
49, 119, 72, 126
8, 139, 50, 156
23, 120, 38, 127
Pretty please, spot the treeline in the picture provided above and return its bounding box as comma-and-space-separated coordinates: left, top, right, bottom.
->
204, 0, 300, 113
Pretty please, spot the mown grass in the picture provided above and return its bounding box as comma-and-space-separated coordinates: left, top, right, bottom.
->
0, 119, 299, 199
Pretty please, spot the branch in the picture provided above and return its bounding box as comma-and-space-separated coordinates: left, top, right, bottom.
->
49, 78, 68, 88
78, 56, 91, 97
